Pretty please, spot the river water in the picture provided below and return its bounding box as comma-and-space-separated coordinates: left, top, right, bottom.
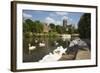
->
23, 36, 70, 62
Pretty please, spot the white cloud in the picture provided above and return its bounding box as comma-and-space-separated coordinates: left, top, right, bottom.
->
23, 13, 32, 18
44, 17, 62, 25
56, 12, 68, 16
45, 17, 55, 24
62, 16, 68, 20
62, 16, 73, 25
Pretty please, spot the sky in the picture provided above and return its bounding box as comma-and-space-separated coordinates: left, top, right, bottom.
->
23, 10, 84, 28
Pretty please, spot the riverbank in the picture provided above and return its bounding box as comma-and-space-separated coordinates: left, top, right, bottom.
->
59, 48, 90, 60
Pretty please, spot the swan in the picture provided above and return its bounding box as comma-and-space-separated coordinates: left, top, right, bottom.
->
53, 46, 67, 55
69, 39, 78, 47
39, 46, 67, 62
28, 43, 36, 54
69, 38, 87, 47
54, 41, 59, 46
35, 39, 38, 43
39, 42, 45, 47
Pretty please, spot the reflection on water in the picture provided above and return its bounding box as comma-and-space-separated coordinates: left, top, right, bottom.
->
23, 35, 70, 62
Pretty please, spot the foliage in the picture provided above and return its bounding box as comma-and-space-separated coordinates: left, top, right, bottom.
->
78, 13, 91, 39
23, 19, 77, 35
33, 20, 43, 33
49, 23, 56, 32
56, 25, 64, 34
23, 19, 43, 33
23, 19, 33, 32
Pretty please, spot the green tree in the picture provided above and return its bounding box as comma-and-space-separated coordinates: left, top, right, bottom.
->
78, 13, 91, 39
71, 25, 78, 34
56, 25, 63, 34
67, 27, 72, 34
23, 19, 34, 32
33, 20, 43, 33
23, 19, 43, 33
49, 23, 56, 32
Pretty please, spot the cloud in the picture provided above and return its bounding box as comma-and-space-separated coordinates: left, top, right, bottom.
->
23, 13, 32, 18
62, 16, 73, 25
62, 16, 68, 20
56, 12, 68, 16
44, 17, 62, 25
45, 17, 55, 24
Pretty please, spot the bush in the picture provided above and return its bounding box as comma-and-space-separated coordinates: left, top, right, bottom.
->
78, 13, 91, 39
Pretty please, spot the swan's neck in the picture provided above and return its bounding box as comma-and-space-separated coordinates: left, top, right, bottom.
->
28, 44, 31, 47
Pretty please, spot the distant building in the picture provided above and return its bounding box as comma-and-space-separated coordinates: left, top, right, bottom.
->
43, 23, 50, 33
63, 19, 67, 28
62, 19, 72, 32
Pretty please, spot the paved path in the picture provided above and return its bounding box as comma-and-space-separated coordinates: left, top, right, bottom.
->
59, 48, 90, 60
76, 48, 91, 60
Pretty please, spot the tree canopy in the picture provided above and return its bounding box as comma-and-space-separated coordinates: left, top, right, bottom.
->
78, 13, 91, 39
23, 19, 43, 33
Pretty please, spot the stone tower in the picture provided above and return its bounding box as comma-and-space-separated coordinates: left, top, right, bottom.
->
63, 19, 67, 28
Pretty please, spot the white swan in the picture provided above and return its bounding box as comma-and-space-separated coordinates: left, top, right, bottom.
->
69, 38, 87, 47
39, 42, 45, 47
28, 43, 36, 54
35, 39, 38, 43
53, 46, 67, 55
39, 46, 67, 62
69, 39, 78, 47
54, 41, 59, 46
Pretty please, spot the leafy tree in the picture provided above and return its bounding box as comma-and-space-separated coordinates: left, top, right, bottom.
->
71, 25, 78, 34
23, 19, 43, 33
56, 25, 63, 34
33, 20, 43, 33
23, 19, 34, 32
49, 23, 56, 32
23, 22, 28, 32
73, 28, 78, 33
67, 27, 72, 34
78, 13, 91, 39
